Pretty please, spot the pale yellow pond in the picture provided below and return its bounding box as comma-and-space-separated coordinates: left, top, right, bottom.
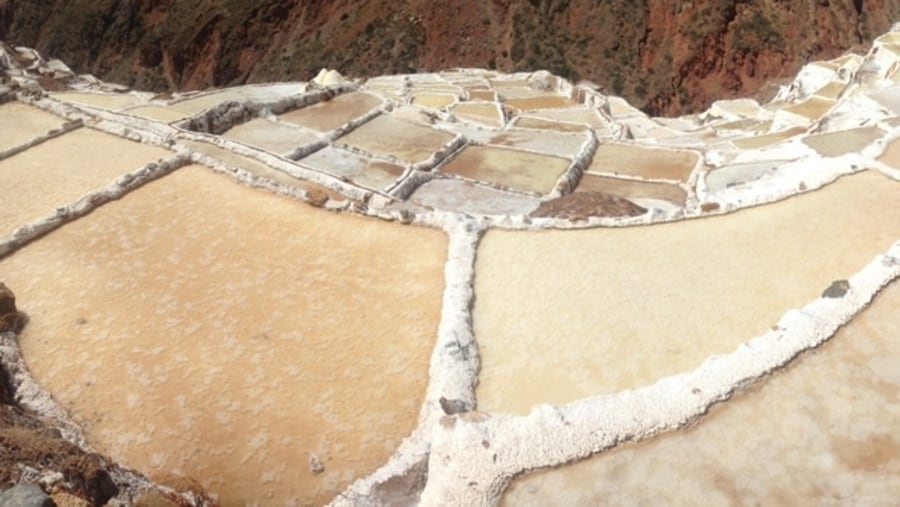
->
0, 128, 171, 237
0, 101, 68, 152
474, 171, 900, 414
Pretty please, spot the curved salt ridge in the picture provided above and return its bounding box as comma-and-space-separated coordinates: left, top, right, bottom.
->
0, 332, 205, 505
418, 241, 900, 505
332, 218, 483, 505
0, 154, 189, 257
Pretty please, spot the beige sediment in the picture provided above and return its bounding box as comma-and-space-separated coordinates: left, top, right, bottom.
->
181, 140, 353, 209
0, 331, 208, 505
0, 116, 83, 162
2, 166, 448, 505
49, 91, 142, 110
576, 173, 687, 205
336, 114, 457, 164
174, 129, 371, 202
440, 145, 571, 195
122, 105, 191, 123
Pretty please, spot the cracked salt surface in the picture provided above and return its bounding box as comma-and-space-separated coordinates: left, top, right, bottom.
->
1, 25, 900, 506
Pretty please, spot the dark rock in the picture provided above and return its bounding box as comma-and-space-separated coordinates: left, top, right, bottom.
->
530, 191, 646, 221
439, 397, 468, 415
0, 484, 54, 507
0, 405, 119, 505
822, 279, 850, 298
0, 364, 14, 406
308, 454, 324, 474
0, 283, 19, 333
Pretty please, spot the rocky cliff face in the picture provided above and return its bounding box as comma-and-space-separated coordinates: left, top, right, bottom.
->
1, 0, 899, 115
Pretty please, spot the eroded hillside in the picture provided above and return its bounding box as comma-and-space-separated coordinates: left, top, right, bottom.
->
3, 0, 900, 115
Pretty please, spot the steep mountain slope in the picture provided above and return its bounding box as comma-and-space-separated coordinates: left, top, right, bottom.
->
2, 0, 899, 115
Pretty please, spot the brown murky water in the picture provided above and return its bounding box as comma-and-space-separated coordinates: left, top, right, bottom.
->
337, 114, 455, 164
440, 145, 570, 195
279, 92, 382, 132
575, 173, 686, 205
589, 143, 699, 181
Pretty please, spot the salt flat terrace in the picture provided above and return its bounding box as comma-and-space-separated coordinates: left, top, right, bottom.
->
1, 28, 899, 506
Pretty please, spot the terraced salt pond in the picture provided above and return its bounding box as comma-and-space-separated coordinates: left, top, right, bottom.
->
452, 103, 504, 127
0, 101, 68, 152
802, 126, 884, 157
502, 94, 574, 110
336, 114, 455, 164
440, 145, 571, 195
588, 143, 699, 181
279, 91, 381, 132
123, 104, 190, 123
0, 128, 171, 236
222, 118, 319, 155
168, 84, 303, 115
3, 30, 900, 505
474, 171, 900, 414
0, 166, 448, 505
732, 126, 806, 150
503, 280, 900, 506
298, 146, 405, 191
574, 173, 686, 206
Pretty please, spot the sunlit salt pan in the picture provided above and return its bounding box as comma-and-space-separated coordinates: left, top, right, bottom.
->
475, 172, 900, 414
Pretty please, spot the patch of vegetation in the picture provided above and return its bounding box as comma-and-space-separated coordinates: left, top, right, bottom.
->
732, 10, 784, 52
509, 2, 579, 81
